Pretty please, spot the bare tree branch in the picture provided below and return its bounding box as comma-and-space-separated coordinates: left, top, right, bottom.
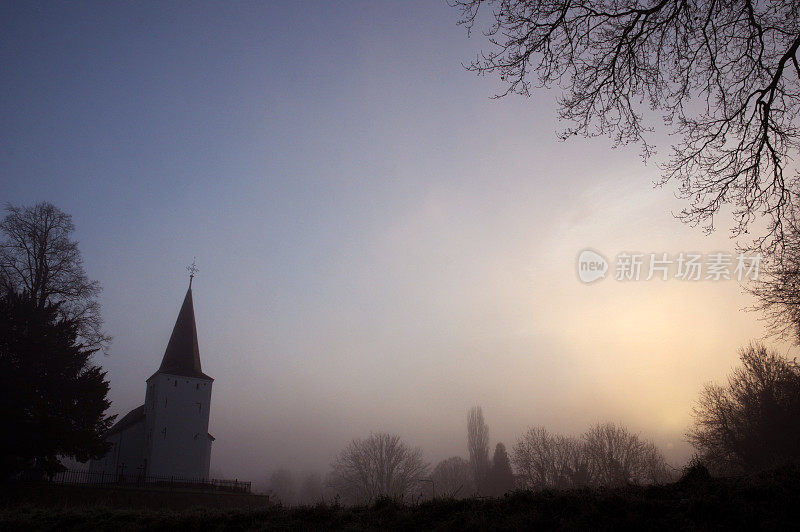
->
0, 202, 111, 353
450, 0, 800, 255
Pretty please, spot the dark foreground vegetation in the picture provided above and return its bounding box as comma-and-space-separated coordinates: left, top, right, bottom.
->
3, 465, 800, 531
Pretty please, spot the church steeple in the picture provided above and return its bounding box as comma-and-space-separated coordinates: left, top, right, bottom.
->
99, 264, 215, 481
150, 284, 212, 381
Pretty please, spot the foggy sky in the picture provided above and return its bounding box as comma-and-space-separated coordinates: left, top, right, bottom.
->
0, 1, 780, 482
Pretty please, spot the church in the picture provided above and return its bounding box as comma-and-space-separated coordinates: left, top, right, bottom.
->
91, 281, 214, 480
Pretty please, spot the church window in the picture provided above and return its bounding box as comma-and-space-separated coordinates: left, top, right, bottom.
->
161, 427, 167, 439
164, 397, 168, 408
173, 380, 177, 387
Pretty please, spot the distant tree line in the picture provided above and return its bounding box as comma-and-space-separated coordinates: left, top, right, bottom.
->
320, 407, 672, 505
513, 423, 671, 489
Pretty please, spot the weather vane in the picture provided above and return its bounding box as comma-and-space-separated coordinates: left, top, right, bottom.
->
187, 258, 199, 288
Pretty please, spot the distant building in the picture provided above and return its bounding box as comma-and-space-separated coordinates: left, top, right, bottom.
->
91, 284, 214, 480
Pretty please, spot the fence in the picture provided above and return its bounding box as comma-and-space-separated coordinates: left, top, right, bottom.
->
23, 469, 251, 493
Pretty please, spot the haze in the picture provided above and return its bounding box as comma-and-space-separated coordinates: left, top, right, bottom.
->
1, 1, 780, 484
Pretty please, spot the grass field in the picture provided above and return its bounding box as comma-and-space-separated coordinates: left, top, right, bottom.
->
2, 466, 800, 530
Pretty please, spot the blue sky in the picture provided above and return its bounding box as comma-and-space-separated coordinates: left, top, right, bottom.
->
1, 1, 777, 481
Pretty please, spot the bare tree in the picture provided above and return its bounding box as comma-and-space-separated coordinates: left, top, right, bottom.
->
430, 456, 474, 498
513, 424, 668, 489
688, 342, 800, 474
512, 426, 555, 489
0, 202, 110, 352
583, 422, 669, 486
550, 434, 592, 488
327, 433, 429, 505
641, 442, 674, 484
450, 0, 800, 254
512, 427, 590, 489
467, 406, 491, 493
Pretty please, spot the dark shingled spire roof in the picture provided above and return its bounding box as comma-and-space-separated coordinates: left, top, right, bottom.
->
149, 287, 212, 381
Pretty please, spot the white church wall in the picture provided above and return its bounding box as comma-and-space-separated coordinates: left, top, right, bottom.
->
144, 372, 213, 479
114, 421, 146, 478
88, 421, 145, 478
203, 435, 213, 477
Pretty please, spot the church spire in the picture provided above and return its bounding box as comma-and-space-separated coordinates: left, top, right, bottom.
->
150, 274, 212, 381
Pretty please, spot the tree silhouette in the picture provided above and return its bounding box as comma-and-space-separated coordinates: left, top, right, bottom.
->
327, 433, 429, 505
451, 0, 800, 254
467, 406, 491, 494
750, 226, 800, 342
512, 426, 555, 489
430, 456, 474, 498
488, 442, 515, 495
0, 202, 110, 352
513, 424, 669, 488
513, 426, 591, 489
689, 342, 800, 474
0, 290, 114, 479
583, 422, 670, 486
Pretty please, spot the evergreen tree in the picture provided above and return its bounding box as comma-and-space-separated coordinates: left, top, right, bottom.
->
0, 290, 114, 479
489, 443, 515, 496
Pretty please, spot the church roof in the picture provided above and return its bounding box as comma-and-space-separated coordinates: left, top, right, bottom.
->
107, 404, 145, 436
105, 404, 214, 442
149, 287, 212, 381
